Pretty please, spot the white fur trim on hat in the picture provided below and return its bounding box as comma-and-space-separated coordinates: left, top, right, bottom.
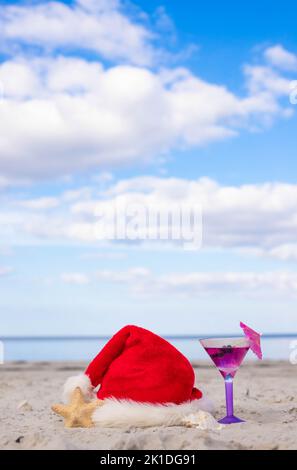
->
62, 374, 95, 403
92, 394, 215, 428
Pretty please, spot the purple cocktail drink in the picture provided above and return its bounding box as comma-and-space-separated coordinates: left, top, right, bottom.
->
200, 337, 250, 424
204, 345, 249, 378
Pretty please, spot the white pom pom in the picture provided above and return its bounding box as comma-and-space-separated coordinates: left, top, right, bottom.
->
62, 374, 95, 403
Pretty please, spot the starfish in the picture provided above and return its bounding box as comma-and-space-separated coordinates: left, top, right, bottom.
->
52, 387, 103, 428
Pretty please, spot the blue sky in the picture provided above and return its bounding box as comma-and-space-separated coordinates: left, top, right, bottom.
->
0, 0, 297, 338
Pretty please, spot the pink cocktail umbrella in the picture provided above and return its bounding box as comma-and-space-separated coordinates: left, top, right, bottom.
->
240, 322, 262, 359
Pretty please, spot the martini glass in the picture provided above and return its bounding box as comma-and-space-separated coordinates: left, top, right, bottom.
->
200, 337, 250, 424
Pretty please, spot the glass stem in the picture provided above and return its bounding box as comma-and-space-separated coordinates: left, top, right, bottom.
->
224, 375, 234, 417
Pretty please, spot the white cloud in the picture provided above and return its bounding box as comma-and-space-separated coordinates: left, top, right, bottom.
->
244, 63, 292, 96
20, 197, 59, 210
0, 266, 13, 277
0, 1, 294, 184
95, 267, 151, 283
61, 272, 90, 284
61, 267, 297, 297
243, 244, 297, 262
83, 176, 297, 253
0, 49, 294, 182
265, 45, 297, 71
2, 176, 297, 258
0, 0, 155, 66
156, 271, 297, 295
265, 245, 297, 262
0, 246, 14, 256
91, 172, 114, 185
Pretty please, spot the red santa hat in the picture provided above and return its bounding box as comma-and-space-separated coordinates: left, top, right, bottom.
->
63, 325, 211, 426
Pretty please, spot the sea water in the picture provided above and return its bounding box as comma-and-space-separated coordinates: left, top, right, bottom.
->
0, 335, 295, 362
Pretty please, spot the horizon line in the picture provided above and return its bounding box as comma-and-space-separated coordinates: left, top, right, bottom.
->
1, 333, 297, 341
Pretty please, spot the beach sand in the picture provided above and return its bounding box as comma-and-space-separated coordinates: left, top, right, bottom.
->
0, 361, 296, 450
